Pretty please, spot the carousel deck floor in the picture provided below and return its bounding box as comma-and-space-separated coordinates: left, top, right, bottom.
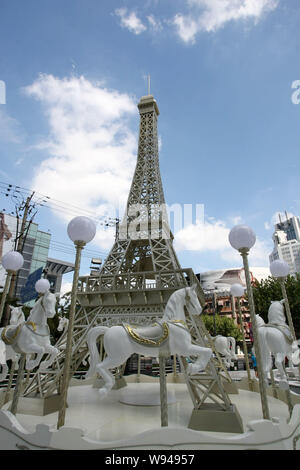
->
2, 380, 290, 442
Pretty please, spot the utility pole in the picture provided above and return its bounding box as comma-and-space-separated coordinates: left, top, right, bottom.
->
1, 192, 35, 326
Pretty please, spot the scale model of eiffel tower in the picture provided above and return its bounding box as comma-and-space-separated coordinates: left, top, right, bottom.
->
77, 94, 195, 311
21, 94, 243, 433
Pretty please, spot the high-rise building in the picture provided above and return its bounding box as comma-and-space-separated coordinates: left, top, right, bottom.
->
0, 212, 74, 304
0, 213, 51, 299
269, 213, 300, 274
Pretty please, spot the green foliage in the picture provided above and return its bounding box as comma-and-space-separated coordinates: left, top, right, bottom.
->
202, 314, 243, 343
57, 291, 71, 318
252, 274, 300, 336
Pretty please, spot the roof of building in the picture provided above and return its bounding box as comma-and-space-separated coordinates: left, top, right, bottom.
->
46, 257, 75, 275
198, 267, 270, 293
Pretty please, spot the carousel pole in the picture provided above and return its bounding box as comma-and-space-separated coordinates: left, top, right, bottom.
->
229, 225, 270, 420
173, 354, 177, 378
137, 355, 141, 382
57, 216, 96, 429
230, 284, 253, 391
159, 354, 168, 427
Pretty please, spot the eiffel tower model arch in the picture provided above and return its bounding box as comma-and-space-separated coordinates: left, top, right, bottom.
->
22, 94, 243, 433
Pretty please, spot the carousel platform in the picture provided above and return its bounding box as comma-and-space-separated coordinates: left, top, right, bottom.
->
0, 373, 300, 450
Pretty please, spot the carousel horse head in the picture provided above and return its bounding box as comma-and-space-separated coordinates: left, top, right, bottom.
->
57, 316, 69, 332
29, 290, 59, 321
184, 284, 202, 316
9, 305, 25, 325
268, 300, 286, 325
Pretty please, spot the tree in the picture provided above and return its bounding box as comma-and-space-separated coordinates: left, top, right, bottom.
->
202, 314, 243, 343
252, 274, 300, 336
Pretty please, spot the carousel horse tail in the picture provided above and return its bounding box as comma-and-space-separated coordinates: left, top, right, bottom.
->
85, 326, 109, 378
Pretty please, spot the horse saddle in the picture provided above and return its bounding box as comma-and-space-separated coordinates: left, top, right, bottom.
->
1, 323, 24, 352
123, 321, 169, 347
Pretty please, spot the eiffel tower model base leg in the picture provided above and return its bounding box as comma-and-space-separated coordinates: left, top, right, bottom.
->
188, 403, 244, 434
218, 380, 239, 395
12, 394, 65, 417
182, 307, 244, 434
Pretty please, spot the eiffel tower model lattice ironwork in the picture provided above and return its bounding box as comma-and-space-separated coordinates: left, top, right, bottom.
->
21, 94, 243, 432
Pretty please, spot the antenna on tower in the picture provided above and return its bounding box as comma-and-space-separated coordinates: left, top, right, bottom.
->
147, 74, 151, 95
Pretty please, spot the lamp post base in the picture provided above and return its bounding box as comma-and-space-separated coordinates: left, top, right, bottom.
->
188, 403, 244, 434
8, 394, 66, 417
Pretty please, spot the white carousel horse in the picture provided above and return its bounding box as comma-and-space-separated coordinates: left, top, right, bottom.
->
57, 316, 69, 334
212, 335, 237, 368
257, 300, 300, 385
0, 306, 25, 380
86, 284, 213, 398
0, 291, 59, 372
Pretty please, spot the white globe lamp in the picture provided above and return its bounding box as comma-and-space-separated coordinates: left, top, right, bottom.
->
35, 278, 50, 294
67, 216, 96, 244
270, 259, 289, 278
1, 251, 24, 272
228, 225, 256, 251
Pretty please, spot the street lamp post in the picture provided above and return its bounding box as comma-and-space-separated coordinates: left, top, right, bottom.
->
57, 216, 96, 429
229, 224, 270, 420
230, 283, 253, 391
0, 251, 24, 324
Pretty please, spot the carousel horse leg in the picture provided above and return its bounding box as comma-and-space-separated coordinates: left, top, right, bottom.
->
186, 344, 212, 375
39, 345, 59, 370
275, 353, 288, 382
25, 345, 45, 370
95, 356, 127, 399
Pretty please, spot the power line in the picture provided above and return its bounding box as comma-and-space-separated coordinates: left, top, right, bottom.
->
0, 181, 119, 227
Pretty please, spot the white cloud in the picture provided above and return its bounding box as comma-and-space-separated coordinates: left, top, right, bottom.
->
115, 8, 147, 35
174, 218, 229, 252
147, 14, 163, 32
174, 217, 271, 266
0, 108, 23, 144
172, 0, 279, 43
60, 281, 72, 296
23, 74, 138, 248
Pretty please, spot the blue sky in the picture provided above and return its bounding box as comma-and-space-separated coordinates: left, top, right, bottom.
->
1, 0, 300, 288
